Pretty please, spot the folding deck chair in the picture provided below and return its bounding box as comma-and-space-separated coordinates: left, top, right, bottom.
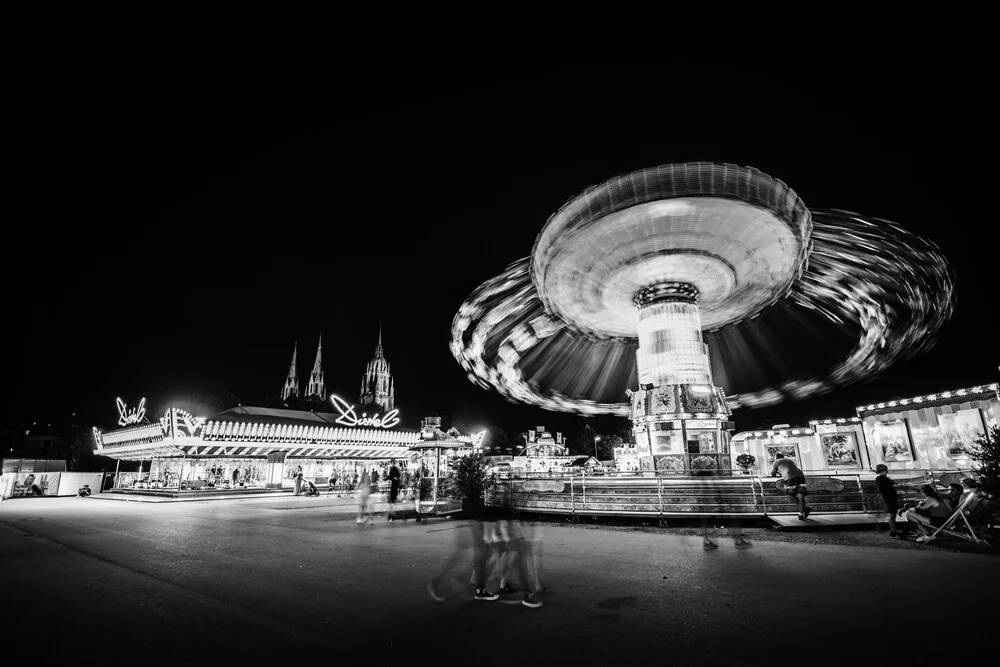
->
922, 492, 998, 547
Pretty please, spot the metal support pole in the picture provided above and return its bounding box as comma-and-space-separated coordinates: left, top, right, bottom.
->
757, 473, 768, 517
657, 471, 664, 516
569, 475, 577, 521
114, 458, 121, 489
433, 447, 440, 517
857, 473, 867, 513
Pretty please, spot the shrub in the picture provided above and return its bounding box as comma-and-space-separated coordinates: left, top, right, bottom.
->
452, 453, 495, 501
970, 425, 1000, 497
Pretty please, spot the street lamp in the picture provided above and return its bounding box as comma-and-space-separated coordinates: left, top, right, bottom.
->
594, 435, 601, 460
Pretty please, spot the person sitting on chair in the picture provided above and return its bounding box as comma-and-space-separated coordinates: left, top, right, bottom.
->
904, 484, 953, 542
946, 483, 964, 510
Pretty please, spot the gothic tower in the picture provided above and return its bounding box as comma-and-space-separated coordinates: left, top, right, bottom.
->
359, 325, 395, 412
280, 340, 300, 401
305, 333, 326, 400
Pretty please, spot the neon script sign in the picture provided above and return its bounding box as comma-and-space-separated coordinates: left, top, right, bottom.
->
117, 397, 147, 427
329, 394, 400, 429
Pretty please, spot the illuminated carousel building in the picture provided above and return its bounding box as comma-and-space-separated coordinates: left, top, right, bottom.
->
93, 332, 470, 494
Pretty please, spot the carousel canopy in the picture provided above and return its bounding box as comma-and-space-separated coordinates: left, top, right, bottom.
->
410, 437, 469, 451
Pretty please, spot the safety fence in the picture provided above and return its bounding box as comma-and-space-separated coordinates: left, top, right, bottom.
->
484, 469, 975, 518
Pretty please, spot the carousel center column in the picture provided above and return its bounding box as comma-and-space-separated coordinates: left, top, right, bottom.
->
630, 283, 734, 475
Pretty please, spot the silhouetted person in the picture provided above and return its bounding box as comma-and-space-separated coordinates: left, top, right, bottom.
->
874, 464, 902, 538
387, 462, 401, 522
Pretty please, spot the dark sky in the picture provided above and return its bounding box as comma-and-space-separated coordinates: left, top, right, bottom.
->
6, 41, 997, 437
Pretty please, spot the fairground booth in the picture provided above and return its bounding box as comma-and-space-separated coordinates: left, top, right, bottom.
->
732, 382, 999, 478
94, 395, 472, 496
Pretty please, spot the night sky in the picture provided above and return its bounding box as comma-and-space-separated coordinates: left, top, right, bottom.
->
7, 43, 997, 438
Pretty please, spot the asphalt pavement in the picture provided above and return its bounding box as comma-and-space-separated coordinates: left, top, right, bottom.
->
1, 494, 995, 666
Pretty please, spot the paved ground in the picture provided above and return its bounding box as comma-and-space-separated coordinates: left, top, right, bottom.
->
2, 494, 996, 665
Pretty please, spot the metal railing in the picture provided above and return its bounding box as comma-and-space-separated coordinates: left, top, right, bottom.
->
485, 468, 978, 518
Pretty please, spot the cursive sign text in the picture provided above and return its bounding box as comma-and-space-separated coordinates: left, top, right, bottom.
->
330, 394, 400, 429
117, 397, 147, 427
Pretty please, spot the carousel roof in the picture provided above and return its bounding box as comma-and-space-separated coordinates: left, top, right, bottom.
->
410, 437, 469, 450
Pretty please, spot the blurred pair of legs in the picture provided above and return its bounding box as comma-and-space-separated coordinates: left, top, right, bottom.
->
485, 519, 544, 606
701, 517, 752, 549
356, 489, 373, 524
429, 519, 493, 600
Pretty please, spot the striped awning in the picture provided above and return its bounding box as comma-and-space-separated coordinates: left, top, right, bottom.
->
94, 440, 413, 461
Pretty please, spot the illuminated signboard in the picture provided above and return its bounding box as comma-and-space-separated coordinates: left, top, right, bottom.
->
472, 431, 487, 448
116, 397, 147, 427
330, 394, 400, 429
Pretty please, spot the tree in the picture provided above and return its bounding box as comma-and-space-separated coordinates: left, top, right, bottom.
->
283, 394, 304, 410
570, 425, 597, 457
597, 434, 624, 461
452, 453, 495, 502
507, 431, 526, 455
261, 393, 286, 409
971, 425, 1000, 496
481, 425, 509, 454
302, 394, 326, 411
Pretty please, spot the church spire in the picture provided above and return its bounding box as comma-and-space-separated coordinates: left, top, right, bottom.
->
360, 326, 394, 412
306, 333, 326, 400
281, 340, 300, 400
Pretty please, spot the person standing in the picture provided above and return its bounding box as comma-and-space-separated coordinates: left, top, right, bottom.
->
387, 461, 401, 522
770, 454, 810, 520
874, 464, 902, 538
293, 465, 303, 496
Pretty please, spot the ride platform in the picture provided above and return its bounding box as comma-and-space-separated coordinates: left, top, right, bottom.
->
768, 512, 889, 529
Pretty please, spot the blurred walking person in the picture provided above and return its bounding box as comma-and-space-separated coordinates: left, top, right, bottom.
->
494, 489, 543, 608
427, 504, 498, 602
357, 469, 374, 525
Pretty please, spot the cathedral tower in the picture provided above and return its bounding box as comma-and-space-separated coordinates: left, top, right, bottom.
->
359, 325, 395, 412
280, 340, 300, 400
305, 333, 326, 400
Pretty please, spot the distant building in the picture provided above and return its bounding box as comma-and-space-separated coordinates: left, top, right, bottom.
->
359, 326, 395, 413
281, 335, 326, 403
522, 427, 566, 457
280, 340, 301, 401
305, 334, 326, 401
